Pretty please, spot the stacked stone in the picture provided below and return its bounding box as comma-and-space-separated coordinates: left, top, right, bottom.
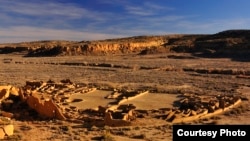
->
165, 94, 242, 123
0, 116, 14, 139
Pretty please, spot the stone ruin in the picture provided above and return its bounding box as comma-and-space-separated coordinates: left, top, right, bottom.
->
0, 79, 245, 139
0, 86, 19, 139
104, 104, 137, 127
163, 93, 242, 123
0, 116, 14, 139
0, 79, 140, 138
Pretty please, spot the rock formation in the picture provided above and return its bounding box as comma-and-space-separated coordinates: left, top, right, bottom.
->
26, 92, 66, 120
0, 117, 14, 139
0, 78, 247, 139
1, 30, 249, 61
104, 112, 132, 127
104, 104, 137, 127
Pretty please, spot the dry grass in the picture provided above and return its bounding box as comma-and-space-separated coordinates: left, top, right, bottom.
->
0, 52, 250, 141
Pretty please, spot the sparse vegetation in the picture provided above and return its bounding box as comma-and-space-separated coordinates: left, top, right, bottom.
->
224, 103, 249, 116
3, 134, 22, 141
102, 130, 116, 141
0, 30, 250, 140
210, 116, 221, 120
59, 125, 72, 132
20, 125, 32, 131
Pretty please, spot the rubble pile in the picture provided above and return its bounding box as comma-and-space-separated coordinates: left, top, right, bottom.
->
0, 117, 14, 139
164, 94, 242, 123
0, 80, 142, 132
0, 79, 245, 138
104, 104, 137, 127
0, 86, 17, 139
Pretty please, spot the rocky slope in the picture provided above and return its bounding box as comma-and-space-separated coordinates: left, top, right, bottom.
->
0, 30, 250, 60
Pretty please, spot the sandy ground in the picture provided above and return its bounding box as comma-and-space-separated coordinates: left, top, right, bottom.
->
0, 53, 250, 141
68, 90, 116, 109
122, 92, 180, 110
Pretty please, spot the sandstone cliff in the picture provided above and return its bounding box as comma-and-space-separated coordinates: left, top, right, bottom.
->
0, 30, 250, 60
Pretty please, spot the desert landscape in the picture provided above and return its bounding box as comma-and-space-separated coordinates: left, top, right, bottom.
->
0, 30, 250, 141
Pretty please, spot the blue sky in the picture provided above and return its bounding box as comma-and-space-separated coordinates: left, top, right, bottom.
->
0, 0, 250, 43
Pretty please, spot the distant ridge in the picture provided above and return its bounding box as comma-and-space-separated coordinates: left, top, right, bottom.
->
216, 29, 250, 36
0, 29, 249, 61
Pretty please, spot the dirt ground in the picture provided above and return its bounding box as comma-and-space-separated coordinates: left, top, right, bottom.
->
0, 53, 250, 141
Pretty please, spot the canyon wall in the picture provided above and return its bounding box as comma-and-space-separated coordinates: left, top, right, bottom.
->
0, 30, 250, 60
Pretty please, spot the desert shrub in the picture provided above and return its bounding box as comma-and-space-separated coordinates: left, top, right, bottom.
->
4, 134, 22, 141
50, 126, 58, 130
121, 127, 132, 131
102, 130, 115, 141
238, 103, 249, 113
130, 134, 147, 139
225, 104, 249, 116
134, 126, 140, 130
210, 116, 221, 120
59, 125, 71, 132
20, 125, 32, 131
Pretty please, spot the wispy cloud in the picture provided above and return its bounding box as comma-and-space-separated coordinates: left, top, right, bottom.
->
0, 0, 118, 31
125, 1, 174, 16
0, 1, 106, 20
0, 26, 125, 43
143, 2, 174, 11
125, 6, 155, 16
1, 0, 249, 43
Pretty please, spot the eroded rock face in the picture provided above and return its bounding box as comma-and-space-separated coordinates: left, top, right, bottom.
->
0, 86, 11, 102
1, 30, 250, 61
0, 86, 20, 102
26, 92, 66, 120
3, 124, 14, 136
0, 80, 73, 121
0, 128, 5, 139
0, 117, 14, 139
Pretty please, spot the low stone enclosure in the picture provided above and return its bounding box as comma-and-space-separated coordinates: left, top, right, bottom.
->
0, 79, 247, 139
166, 93, 242, 123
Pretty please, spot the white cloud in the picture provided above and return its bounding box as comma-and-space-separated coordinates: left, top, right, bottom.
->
1, 1, 249, 43
0, 1, 104, 20
0, 26, 126, 43
143, 2, 174, 11
125, 6, 155, 16
125, 2, 174, 16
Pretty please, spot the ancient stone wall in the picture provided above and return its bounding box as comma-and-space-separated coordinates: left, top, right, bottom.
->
26, 92, 66, 120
